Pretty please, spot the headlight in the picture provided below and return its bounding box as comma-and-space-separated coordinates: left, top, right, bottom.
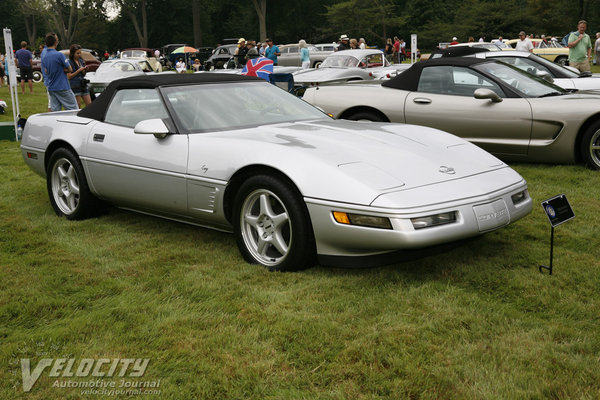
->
332, 212, 392, 229
411, 212, 456, 230
511, 191, 527, 205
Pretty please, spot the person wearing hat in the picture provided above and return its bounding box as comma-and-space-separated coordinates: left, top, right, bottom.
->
245, 41, 259, 61
234, 38, 248, 68
264, 38, 280, 65
337, 34, 350, 51
515, 31, 533, 53
450, 37, 459, 46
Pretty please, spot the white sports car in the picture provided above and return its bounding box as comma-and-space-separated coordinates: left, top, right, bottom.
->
20, 74, 532, 270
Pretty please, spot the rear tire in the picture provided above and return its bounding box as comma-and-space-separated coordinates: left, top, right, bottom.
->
555, 56, 568, 67
346, 111, 386, 122
233, 175, 315, 271
581, 121, 600, 170
47, 148, 102, 220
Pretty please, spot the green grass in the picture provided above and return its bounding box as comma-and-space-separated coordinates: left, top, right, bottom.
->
1, 84, 600, 399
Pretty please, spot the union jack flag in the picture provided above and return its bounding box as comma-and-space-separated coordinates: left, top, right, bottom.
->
241, 57, 274, 81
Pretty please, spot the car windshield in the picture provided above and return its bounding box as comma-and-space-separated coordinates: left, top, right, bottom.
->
492, 54, 579, 78
321, 55, 360, 68
474, 62, 566, 97
122, 50, 147, 58
97, 61, 138, 73
162, 81, 329, 132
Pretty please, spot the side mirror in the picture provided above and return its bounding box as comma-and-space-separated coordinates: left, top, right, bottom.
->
134, 118, 170, 139
474, 88, 503, 103
536, 71, 554, 83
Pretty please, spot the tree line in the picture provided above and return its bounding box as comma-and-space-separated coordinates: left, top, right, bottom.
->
0, 0, 596, 54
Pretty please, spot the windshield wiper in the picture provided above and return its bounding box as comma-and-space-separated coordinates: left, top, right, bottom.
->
538, 91, 564, 98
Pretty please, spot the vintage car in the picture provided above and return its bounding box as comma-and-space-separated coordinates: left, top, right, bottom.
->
20, 74, 532, 270
87, 59, 168, 95
204, 44, 239, 70
504, 38, 569, 66
120, 48, 162, 72
278, 44, 333, 68
303, 57, 600, 170
27, 50, 101, 83
292, 49, 408, 89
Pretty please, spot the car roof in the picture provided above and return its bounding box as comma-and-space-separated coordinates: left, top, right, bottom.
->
78, 73, 262, 121
382, 57, 497, 91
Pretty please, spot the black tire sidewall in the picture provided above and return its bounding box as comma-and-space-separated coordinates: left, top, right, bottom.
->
347, 112, 385, 122
581, 121, 600, 170
46, 148, 97, 220
233, 175, 315, 271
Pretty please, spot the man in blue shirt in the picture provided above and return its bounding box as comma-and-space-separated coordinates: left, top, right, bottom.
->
15, 41, 34, 94
41, 32, 78, 111
264, 38, 280, 66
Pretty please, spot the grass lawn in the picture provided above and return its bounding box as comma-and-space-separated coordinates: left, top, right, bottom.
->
0, 82, 600, 399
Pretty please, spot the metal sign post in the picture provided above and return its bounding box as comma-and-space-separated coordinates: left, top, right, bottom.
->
539, 194, 575, 275
3, 28, 20, 140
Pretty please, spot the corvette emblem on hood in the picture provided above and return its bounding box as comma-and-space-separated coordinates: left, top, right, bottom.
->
439, 166, 455, 174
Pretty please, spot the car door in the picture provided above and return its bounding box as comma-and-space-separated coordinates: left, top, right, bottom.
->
404, 65, 532, 155
84, 88, 189, 217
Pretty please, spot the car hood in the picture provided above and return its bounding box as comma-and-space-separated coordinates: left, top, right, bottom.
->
196, 119, 511, 205
293, 67, 369, 84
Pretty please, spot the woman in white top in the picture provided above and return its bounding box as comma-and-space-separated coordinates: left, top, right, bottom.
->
175, 58, 186, 73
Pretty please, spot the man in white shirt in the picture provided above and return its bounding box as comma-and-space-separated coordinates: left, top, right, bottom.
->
515, 31, 533, 53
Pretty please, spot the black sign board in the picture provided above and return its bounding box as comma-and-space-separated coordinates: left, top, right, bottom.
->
541, 194, 575, 227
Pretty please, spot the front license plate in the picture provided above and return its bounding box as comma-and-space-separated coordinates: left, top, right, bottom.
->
473, 199, 509, 232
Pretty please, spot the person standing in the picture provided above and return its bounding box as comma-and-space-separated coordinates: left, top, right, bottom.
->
450, 37, 459, 46
15, 41, 34, 94
515, 31, 533, 53
359, 38, 366, 49
337, 35, 351, 51
264, 38, 280, 65
67, 44, 91, 108
41, 32, 78, 111
384, 38, 393, 63
594, 32, 600, 65
0, 53, 5, 87
568, 20, 593, 73
392, 36, 400, 63
299, 40, 310, 69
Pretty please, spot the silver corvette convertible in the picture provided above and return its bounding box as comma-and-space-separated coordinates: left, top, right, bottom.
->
303, 57, 600, 170
21, 74, 532, 270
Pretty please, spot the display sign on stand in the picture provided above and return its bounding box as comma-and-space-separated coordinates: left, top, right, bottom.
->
3, 28, 20, 141
539, 194, 575, 275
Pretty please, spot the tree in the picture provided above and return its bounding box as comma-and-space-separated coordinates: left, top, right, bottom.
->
252, 0, 267, 41
115, 0, 148, 47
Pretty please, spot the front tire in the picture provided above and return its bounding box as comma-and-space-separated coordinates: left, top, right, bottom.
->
47, 148, 101, 220
581, 121, 600, 170
32, 70, 43, 83
347, 111, 386, 122
233, 175, 315, 271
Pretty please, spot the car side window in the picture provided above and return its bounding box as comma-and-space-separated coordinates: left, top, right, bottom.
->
418, 66, 505, 97
104, 88, 169, 128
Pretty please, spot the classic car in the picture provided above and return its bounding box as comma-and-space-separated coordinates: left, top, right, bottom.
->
303, 57, 600, 170
87, 59, 168, 95
278, 44, 333, 68
121, 48, 162, 72
292, 49, 408, 89
463, 50, 600, 91
204, 44, 239, 70
20, 74, 532, 270
504, 38, 569, 66
421, 42, 502, 61
26, 50, 101, 83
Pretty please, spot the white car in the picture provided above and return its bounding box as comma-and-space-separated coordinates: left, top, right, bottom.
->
88, 59, 171, 95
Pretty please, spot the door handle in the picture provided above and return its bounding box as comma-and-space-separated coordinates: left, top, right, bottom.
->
413, 97, 432, 104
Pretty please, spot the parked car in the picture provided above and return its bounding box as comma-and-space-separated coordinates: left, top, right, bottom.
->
87, 59, 167, 95
303, 57, 600, 170
463, 50, 600, 91
421, 42, 502, 61
20, 73, 532, 270
26, 50, 100, 83
120, 48, 162, 72
204, 44, 239, 70
292, 49, 405, 89
504, 38, 570, 66
313, 43, 339, 52
278, 44, 332, 68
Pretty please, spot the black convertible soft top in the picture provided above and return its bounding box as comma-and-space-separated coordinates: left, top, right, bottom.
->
78, 73, 263, 121
381, 57, 497, 92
